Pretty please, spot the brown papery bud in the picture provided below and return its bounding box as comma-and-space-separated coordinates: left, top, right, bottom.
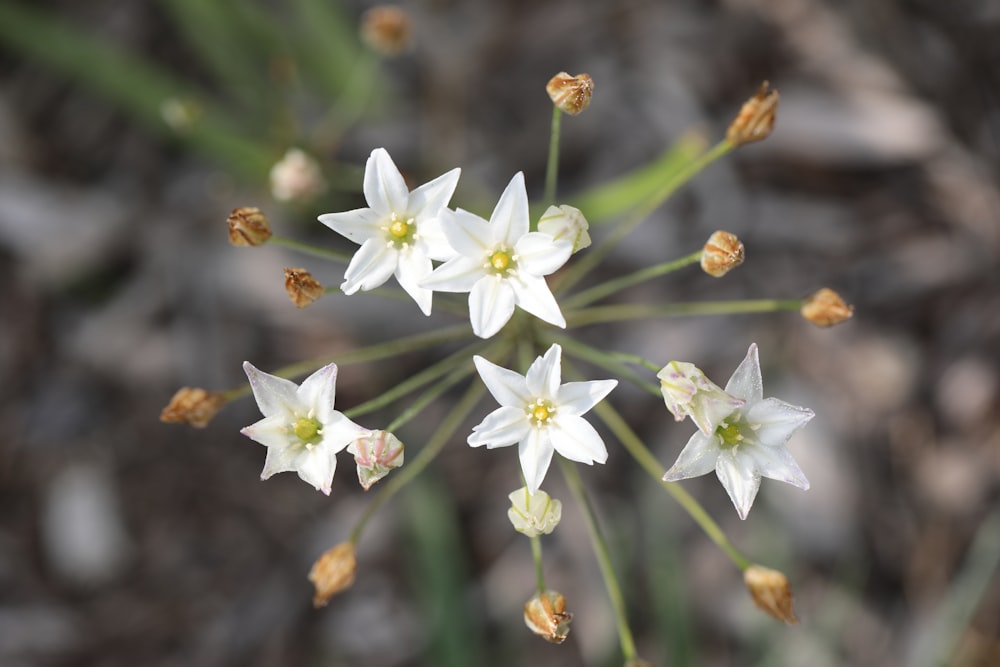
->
701, 230, 745, 277
228, 206, 272, 247
801, 288, 854, 327
309, 542, 357, 608
727, 81, 779, 147
360, 6, 413, 56
159, 387, 226, 428
284, 268, 324, 308
546, 72, 594, 116
744, 565, 798, 624
524, 590, 573, 643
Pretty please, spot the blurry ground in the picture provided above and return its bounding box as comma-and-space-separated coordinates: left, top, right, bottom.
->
1, 0, 999, 666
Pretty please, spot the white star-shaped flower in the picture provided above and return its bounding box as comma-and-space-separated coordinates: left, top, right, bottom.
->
662, 344, 814, 519
469, 344, 617, 493
318, 148, 460, 315
241, 362, 370, 495
421, 173, 573, 339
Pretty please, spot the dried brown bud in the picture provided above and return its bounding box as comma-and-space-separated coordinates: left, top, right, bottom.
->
309, 542, 357, 608
284, 268, 325, 308
524, 590, 573, 643
227, 206, 272, 247
360, 6, 413, 56
159, 387, 226, 428
701, 230, 745, 277
546, 72, 594, 116
744, 565, 798, 624
801, 288, 854, 327
727, 81, 779, 147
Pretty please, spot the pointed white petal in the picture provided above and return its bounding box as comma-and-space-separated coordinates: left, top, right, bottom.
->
525, 344, 562, 398
241, 415, 292, 450
317, 208, 383, 244
549, 415, 608, 464
443, 208, 493, 257
297, 363, 338, 424
420, 256, 483, 292
473, 356, 532, 407
468, 406, 531, 448
747, 444, 810, 489
556, 379, 618, 416
509, 274, 565, 328
491, 172, 530, 245
519, 428, 555, 494
725, 343, 763, 402
293, 446, 338, 495
243, 362, 301, 418
364, 148, 409, 216
416, 217, 458, 261
470, 277, 516, 338
259, 437, 302, 478
515, 233, 573, 276
715, 449, 761, 520
319, 412, 370, 454
662, 432, 721, 481
407, 168, 460, 218
395, 249, 434, 315
747, 397, 815, 447
342, 238, 398, 293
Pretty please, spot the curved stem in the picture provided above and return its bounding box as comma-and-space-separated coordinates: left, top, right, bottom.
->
563, 250, 702, 309
551, 334, 660, 398
270, 234, 352, 263
567, 299, 802, 328
544, 107, 563, 207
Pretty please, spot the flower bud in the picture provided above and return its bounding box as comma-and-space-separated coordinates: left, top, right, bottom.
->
159, 387, 226, 428
701, 230, 745, 277
524, 590, 572, 643
801, 288, 854, 327
744, 564, 798, 624
227, 206, 272, 247
270, 148, 326, 202
507, 487, 562, 537
284, 268, 325, 308
309, 542, 357, 608
360, 6, 413, 56
727, 81, 779, 147
347, 430, 404, 491
538, 205, 591, 253
546, 72, 594, 116
657, 361, 743, 435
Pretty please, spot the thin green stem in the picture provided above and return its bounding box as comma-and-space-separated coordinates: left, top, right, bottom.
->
544, 107, 563, 206
270, 234, 352, 263
384, 353, 482, 433
551, 334, 660, 398
530, 535, 546, 593
567, 299, 803, 328
563, 250, 703, 309
559, 458, 637, 662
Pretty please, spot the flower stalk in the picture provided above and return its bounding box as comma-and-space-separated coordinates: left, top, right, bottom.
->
566, 298, 802, 328
563, 250, 703, 309
545, 105, 562, 206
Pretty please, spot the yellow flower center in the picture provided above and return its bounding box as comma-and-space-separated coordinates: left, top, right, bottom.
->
293, 416, 323, 445
385, 213, 416, 248
487, 246, 517, 277
528, 400, 555, 427
717, 420, 744, 448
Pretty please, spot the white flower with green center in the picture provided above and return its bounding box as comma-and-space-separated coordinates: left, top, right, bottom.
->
241, 362, 370, 495
662, 344, 814, 520
469, 344, 617, 493
421, 173, 573, 339
318, 148, 460, 316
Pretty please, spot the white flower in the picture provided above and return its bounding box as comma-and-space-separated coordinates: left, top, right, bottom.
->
469, 344, 617, 493
507, 486, 562, 537
537, 204, 591, 253
657, 360, 744, 435
241, 362, 370, 495
662, 344, 813, 519
270, 148, 326, 201
318, 148, 460, 315
421, 173, 573, 339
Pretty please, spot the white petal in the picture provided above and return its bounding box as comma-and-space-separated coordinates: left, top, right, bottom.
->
407, 168, 460, 218
556, 379, 618, 416
490, 172, 530, 245
319, 411, 370, 452
416, 216, 458, 261
549, 415, 608, 464
747, 444, 810, 490
473, 356, 532, 407
395, 249, 434, 315
297, 363, 338, 424
342, 238, 398, 293
420, 256, 483, 293
293, 446, 338, 495
519, 428, 555, 494
364, 148, 409, 216
468, 406, 531, 448
241, 415, 292, 450
509, 274, 565, 328
514, 233, 573, 276
259, 436, 302, 478
525, 344, 562, 398
715, 449, 761, 520
747, 397, 815, 447
443, 208, 492, 257
662, 432, 720, 481
725, 343, 763, 403
318, 208, 383, 244
243, 362, 301, 418
470, 277, 516, 338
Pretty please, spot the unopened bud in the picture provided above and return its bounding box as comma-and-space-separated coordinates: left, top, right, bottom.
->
524, 590, 572, 643
228, 206, 272, 247
309, 542, 357, 608
546, 72, 594, 116
347, 430, 404, 491
159, 387, 226, 428
270, 148, 326, 202
538, 205, 591, 253
657, 361, 743, 435
701, 230, 745, 277
727, 81, 779, 147
284, 268, 325, 308
801, 288, 854, 327
508, 487, 562, 537
744, 565, 798, 624
360, 6, 413, 56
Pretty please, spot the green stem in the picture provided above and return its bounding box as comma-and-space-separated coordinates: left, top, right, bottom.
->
383, 355, 480, 433
563, 250, 703, 309
270, 234, 352, 263
551, 334, 660, 398
559, 458, 637, 662
530, 535, 546, 593
544, 107, 563, 206
567, 299, 803, 328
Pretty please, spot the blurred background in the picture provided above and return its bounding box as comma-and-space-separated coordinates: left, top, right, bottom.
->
1, 0, 998, 665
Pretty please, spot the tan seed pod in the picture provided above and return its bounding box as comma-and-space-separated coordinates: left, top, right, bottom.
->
546, 72, 594, 116
727, 81, 779, 147
227, 206, 272, 247
284, 268, 324, 308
